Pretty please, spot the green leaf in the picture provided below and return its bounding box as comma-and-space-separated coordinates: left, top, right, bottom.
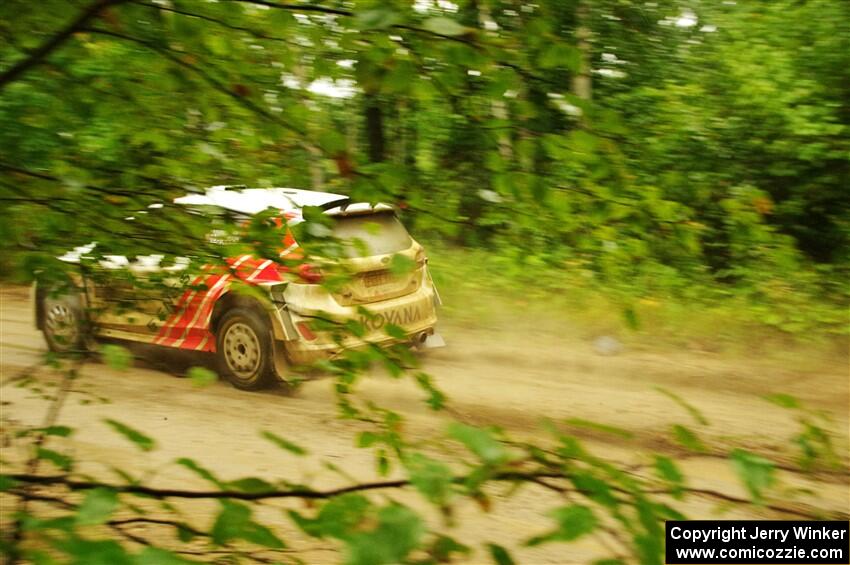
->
344, 319, 367, 338
730, 449, 775, 503
110, 466, 138, 485
241, 521, 286, 549
565, 418, 634, 439
414, 372, 446, 411
269, 8, 296, 29
40, 425, 73, 437
653, 455, 685, 499
288, 509, 323, 538
0, 475, 19, 492
53, 539, 131, 564
567, 129, 600, 153
325, 494, 372, 537
384, 60, 417, 94
382, 356, 404, 378
550, 504, 598, 539
104, 419, 156, 452
488, 543, 516, 565
22, 515, 75, 533
76, 488, 118, 526
187, 366, 217, 387
343, 504, 424, 565
177, 523, 197, 543
568, 471, 618, 508
135, 547, 194, 564
763, 393, 801, 409
357, 431, 380, 448
527, 504, 598, 546
634, 532, 663, 565
36, 447, 72, 471
357, 8, 401, 30
405, 453, 453, 505
384, 323, 406, 340
227, 477, 275, 493
319, 131, 346, 155
212, 500, 285, 548
671, 424, 707, 453
101, 344, 132, 370
261, 431, 307, 455
538, 43, 582, 71
389, 253, 416, 276
204, 34, 230, 56
176, 457, 224, 488
656, 387, 709, 425
447, 423, 507, 465
289, 494, 370, 540
432, 535, 470, 561
377, 448, 390, 476
422, 17, 467, 36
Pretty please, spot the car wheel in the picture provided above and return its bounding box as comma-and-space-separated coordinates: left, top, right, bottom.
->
215, 307, 276, 391
41, 290, 87, 353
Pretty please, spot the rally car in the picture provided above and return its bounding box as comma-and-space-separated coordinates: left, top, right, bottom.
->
35, 186, 442, 390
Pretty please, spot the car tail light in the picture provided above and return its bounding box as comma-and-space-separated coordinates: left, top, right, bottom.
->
297, 263, 323, 283
296, 321, 316, 341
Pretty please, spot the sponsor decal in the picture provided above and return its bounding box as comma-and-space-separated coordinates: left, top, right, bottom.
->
358, 304, 425, 331
155, 255, 253, 347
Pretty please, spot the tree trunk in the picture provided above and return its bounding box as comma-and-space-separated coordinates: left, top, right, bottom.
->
364, 92, 385, 163
572, 0, 592, 101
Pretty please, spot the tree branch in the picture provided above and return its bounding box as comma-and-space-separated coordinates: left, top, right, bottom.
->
80, 27, 308, 138
227, 0, 350, 17
6, 470, 847, 521
132, 1, 299, 47
0, 0, 126, 91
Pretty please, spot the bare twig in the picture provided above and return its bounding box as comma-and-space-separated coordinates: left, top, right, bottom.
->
4, 360, 83, 565
7, 469, 846, 521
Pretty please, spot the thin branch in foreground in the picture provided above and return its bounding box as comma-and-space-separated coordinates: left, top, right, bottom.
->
4, 361, 82, 564
226, 0, 350, 17
6, 470, 846, 521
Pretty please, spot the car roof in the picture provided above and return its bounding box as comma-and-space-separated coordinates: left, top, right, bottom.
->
174, 186, 350, 215
58, 189, 394, 264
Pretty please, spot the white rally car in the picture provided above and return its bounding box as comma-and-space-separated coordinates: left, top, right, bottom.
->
35, 186, 442, 390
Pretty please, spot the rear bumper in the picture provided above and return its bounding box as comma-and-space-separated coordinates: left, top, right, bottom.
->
279, 277, 439, 365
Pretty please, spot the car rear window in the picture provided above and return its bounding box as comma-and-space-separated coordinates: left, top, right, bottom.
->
332, 212, 412, 257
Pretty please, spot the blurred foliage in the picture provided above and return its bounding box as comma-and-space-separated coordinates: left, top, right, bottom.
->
1, 2, 849, 561
0, 0, 848, 337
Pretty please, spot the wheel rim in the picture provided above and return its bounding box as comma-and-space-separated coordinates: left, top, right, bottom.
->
45, 300, 79, 348
222, 322, 261, 379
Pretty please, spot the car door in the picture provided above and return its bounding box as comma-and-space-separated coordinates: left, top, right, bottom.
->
90, 254, 192, 342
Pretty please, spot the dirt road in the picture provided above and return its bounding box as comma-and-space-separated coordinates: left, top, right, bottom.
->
1, 285, 848, 563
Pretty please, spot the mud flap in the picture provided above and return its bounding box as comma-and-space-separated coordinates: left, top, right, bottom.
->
271, 338, 290, 382
422, 332, 445, 349
31, 282, 40, 329
428, 270, 442, 307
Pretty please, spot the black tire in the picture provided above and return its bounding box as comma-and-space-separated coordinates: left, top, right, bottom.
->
40, 289, 88, 353
215, 307, 276, 391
